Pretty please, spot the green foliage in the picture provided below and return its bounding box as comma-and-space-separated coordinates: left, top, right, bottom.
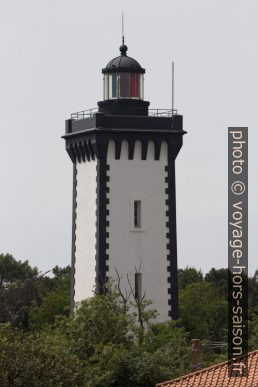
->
248, 270, 258, 309
205, 268, 228, 298
83, 338, 190, 387
0, 275, 41, 329
0, 254, 40, 328
202, 347, 227, 368
1, 254, 257, 386
0, 254, 71, 330
65, 298, 191, 386
0, 324, 85, 387
142, 320, 188, 352
29, 275, 70, 331
178, 267, 203, 289
248, 306, 258, 351
0, 254, 37, 287
179, 282, 227, 341
62, 291, 133, 360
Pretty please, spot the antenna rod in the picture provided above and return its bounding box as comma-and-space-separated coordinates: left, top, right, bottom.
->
172, 61, 174, 116
122, 11, 124, 44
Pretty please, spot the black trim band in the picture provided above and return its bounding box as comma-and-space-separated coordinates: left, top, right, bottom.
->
166, 156, 179, 320
66, 136, 182, 163
95, 143, 109, 292
70, 163, 77, 312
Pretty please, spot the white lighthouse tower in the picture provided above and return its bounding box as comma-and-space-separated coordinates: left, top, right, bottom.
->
63, 42, 185, 321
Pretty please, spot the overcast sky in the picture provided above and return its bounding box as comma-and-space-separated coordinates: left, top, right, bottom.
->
0, 0, 257, 275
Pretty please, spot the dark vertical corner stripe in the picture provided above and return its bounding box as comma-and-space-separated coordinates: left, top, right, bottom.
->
71, 163, 77, 312
115, 140, 122, 159
154, 141, 161, 160
166, 156, 179, 320
95, 155, 109, 292
78, 142, 85, 162
88, 141, 95, 160
83, 141, 90, 161
128, 140, 134, 160
141, 141, 148, 160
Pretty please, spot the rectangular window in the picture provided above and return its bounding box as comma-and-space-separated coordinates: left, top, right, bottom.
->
119, 73, 130, 98
112, 73, 117, 98
134, 200, 141, 228
109, 74, 117, 99
104, 74, 109, 100
139, 74, 144, 99
130, 73, 139, 98
135, 272, 142, 301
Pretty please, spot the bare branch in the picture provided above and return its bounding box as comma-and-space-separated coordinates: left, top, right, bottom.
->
114, 266, 131, 313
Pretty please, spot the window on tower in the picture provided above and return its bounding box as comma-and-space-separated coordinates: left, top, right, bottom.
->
134, 200, 141, 228
135, 272, 142, 301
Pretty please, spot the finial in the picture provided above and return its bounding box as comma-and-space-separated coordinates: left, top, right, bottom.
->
120, 11, 127, 55
120, 43, 128, 55
122, 11, 124, 44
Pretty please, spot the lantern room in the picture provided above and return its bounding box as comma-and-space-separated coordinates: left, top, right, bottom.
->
98, 43, 149, 116
103, 72, 144, 100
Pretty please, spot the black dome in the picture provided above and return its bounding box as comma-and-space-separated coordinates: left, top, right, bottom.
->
102, 44, 145, 74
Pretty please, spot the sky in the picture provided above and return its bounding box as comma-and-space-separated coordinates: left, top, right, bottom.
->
0, 0, 257, 276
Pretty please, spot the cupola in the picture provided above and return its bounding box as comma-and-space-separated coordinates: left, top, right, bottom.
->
98, 41, 149, 116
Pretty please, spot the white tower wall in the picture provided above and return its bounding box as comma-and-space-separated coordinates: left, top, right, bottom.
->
74, 159, 97, 303
106, 140, 170, 322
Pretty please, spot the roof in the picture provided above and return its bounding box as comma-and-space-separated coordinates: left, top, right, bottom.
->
156, 350, 258, 387
102, 44, 145, 74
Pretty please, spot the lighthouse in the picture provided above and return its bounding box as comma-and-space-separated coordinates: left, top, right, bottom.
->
63, 41, 185, 321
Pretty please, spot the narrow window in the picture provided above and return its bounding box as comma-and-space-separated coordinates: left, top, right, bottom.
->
139, 74, 144, 99
119, 73, 130, 98
109, 73, 117, 99
104, 74, 109, 100
112, 73, 117, 98
134, 200, 141, 228
130, 73, 139, 98
135, 272, 142, 301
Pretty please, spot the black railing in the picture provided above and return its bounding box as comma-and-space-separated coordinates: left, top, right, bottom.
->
70, 107, 178, 120
149, 109, 178, 117
71, 108, 98, 120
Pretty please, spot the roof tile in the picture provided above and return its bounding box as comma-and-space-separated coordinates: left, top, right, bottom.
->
157, 350, 258, 387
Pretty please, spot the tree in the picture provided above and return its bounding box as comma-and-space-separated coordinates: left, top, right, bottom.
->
59, 287, 191, 387
125, 264, 158, 345
0, 254, 71, 331
0, 254, 37, 287
248, 310, 258, 351
28, 275, 70, 331
0, 254, 44, 329
248, 270, 258, 309
83, 336, 191, 387
178, 267, 203, 290
62, 290, 132, 360
4, 257, 257, 386
179, 282, 227, 341
0, 275, 42, 329
205, 268, 228, 298
0, 325, 85, 387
